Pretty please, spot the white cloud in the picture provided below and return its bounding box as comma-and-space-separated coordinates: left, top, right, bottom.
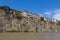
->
44, 11, 52, 15
53, 9, 60, 21
43, 9, 60, 21
44, 10, 53, 19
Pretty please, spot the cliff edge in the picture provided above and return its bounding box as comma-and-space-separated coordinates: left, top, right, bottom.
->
0, 6, 60, 32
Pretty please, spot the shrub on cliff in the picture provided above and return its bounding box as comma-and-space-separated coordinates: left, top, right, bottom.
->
15, 11, 24, 20
57, 21, 60, 25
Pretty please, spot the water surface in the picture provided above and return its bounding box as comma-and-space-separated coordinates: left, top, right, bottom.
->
0, 32, 60, 40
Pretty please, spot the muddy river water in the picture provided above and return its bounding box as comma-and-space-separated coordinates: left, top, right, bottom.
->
0, 32, 60, 40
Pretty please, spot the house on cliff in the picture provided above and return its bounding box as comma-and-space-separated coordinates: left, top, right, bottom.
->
20, 10, 42, 19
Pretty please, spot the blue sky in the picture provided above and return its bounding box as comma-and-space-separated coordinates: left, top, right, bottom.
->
0, 0, 60, 20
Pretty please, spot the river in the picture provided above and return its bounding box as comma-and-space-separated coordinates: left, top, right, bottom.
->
0, 32, 60, 40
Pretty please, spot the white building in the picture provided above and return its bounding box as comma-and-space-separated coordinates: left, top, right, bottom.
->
20, 10, 42, 19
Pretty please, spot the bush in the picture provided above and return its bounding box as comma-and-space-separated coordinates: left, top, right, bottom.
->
40, 17, 44, 21
57, 21, 60, 25
7, 30, 20, 32
15, 12, 24, 20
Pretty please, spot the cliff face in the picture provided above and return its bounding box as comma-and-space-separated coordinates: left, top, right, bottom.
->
0, 6, 60, 32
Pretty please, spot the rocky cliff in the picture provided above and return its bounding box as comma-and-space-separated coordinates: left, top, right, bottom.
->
0, 6, 60, 32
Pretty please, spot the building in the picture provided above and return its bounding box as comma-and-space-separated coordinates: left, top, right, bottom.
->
20, 10, 42, 19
